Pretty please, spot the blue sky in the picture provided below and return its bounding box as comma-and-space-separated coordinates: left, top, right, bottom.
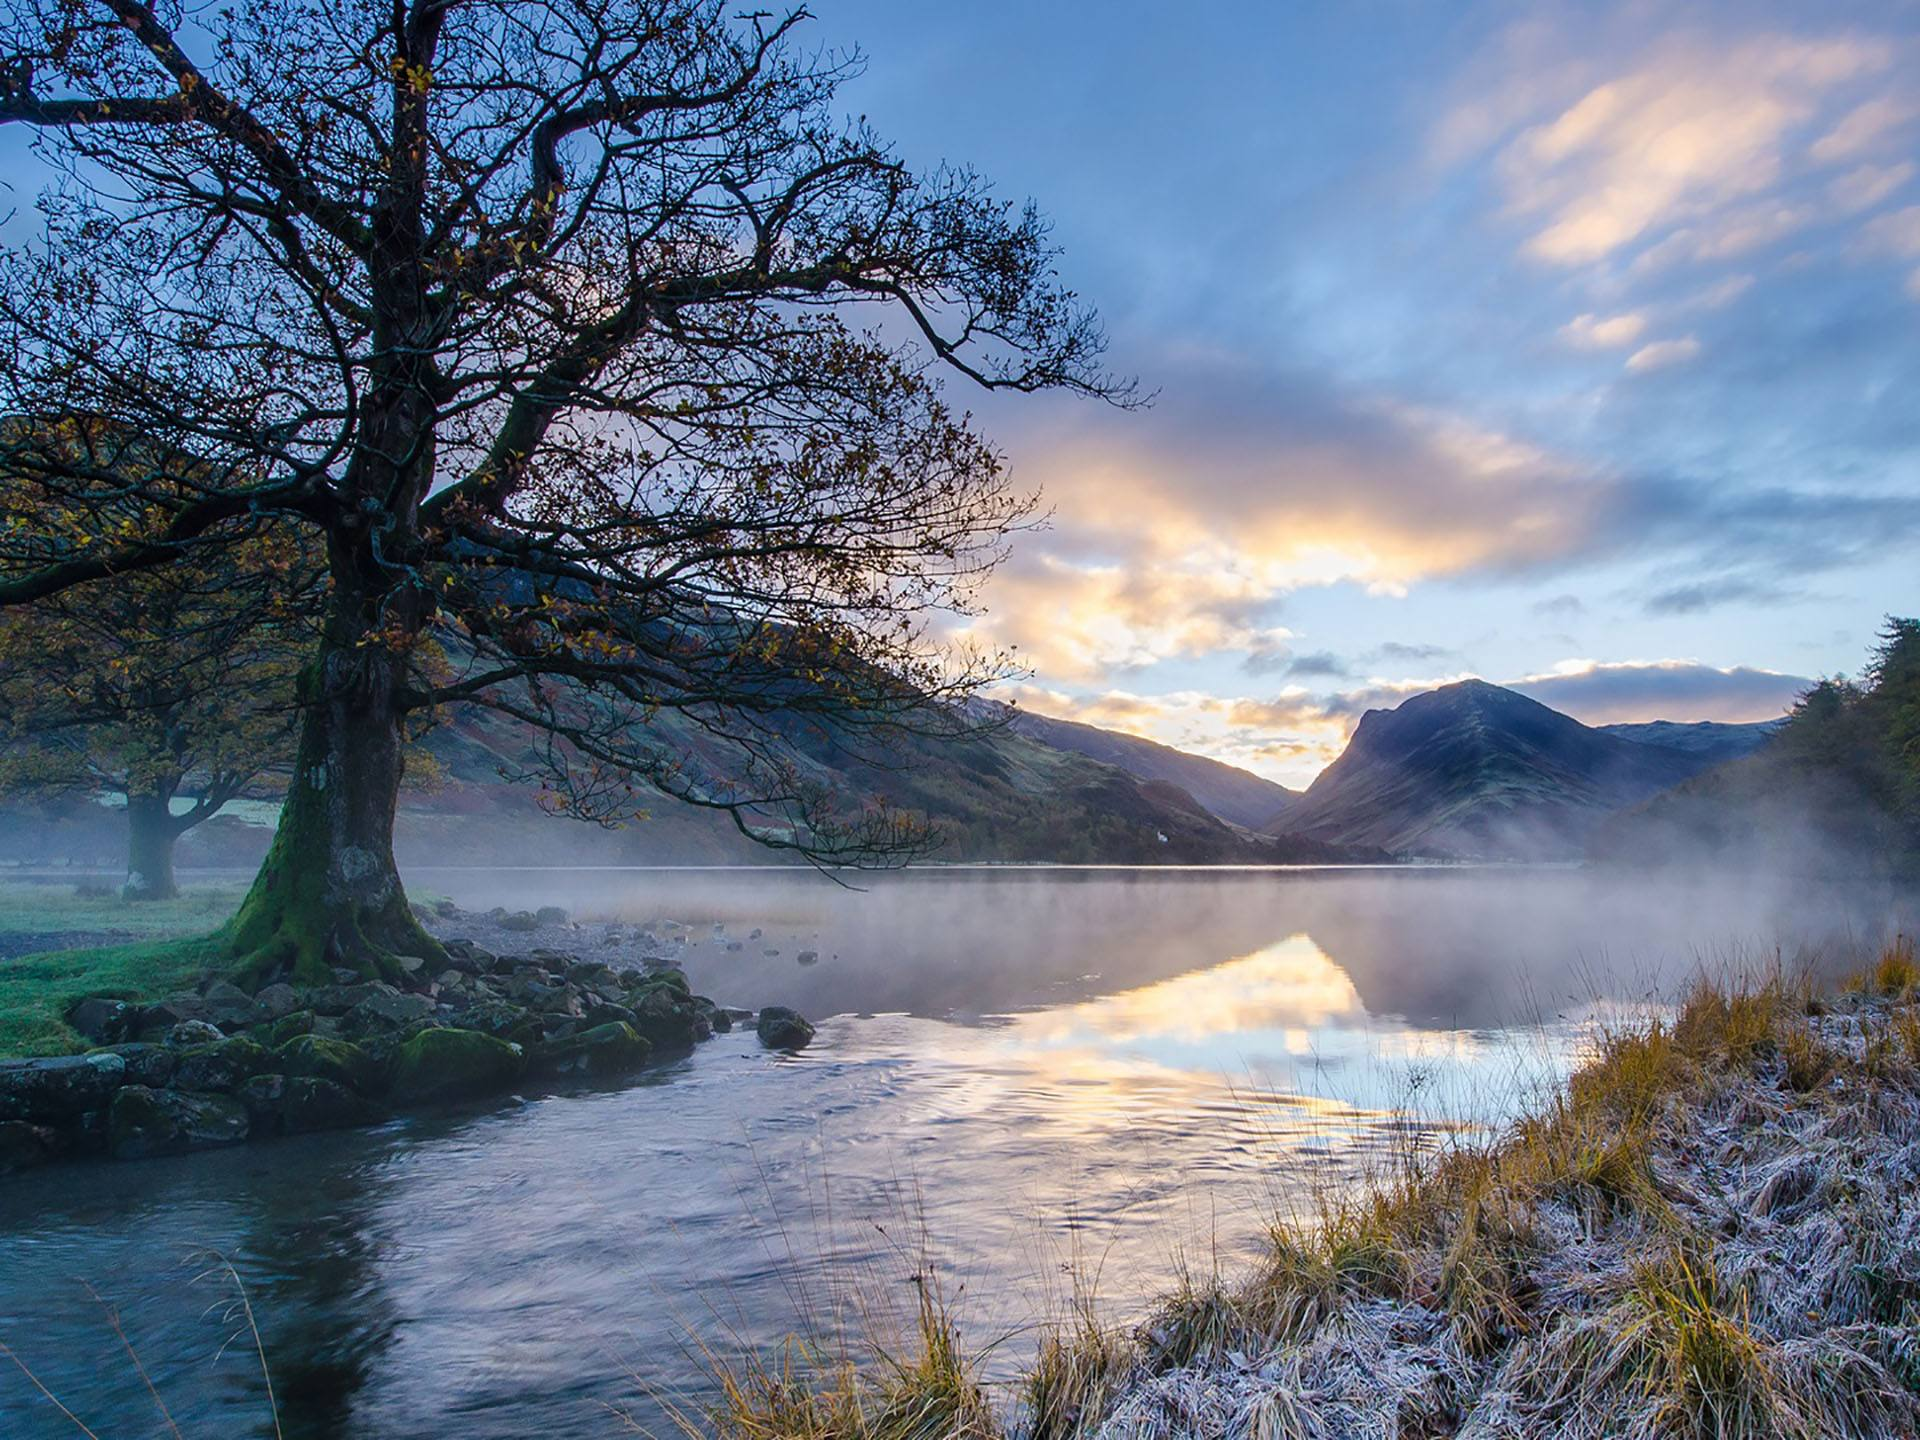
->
807, 0, 1920, 784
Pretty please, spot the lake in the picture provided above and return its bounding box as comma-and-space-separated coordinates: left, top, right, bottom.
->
0, 866, 1909, 1438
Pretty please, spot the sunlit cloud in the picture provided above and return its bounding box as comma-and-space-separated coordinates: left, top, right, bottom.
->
1809, 94, 1918, 163
1561, 310, 1647, 348
1625, 336, 1703, 372
1830, 160, 1916, 213
1496, 33, 1889, 267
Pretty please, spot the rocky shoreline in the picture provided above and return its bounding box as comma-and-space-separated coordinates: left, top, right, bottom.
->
0, 903, 815, 1174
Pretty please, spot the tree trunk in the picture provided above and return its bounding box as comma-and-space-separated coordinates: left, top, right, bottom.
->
226, 594, 442, 987
122, 791, 180, 901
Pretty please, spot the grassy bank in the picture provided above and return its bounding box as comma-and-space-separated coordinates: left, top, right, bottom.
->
0, 881, 243, 1056
703, 945, 1920, 1440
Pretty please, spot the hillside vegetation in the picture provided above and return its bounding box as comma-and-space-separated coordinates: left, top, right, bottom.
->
1596, 619, 1920, 877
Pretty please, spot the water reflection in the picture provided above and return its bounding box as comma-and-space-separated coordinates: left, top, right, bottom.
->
0, 867, 1909, 1438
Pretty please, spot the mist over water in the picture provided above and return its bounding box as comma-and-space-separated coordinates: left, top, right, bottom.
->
0, 865, 1910, 1438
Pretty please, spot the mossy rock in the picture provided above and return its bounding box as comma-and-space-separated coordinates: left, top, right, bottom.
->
108, 1087, 250, 1160
530, 1022, 652, 1080
388, 1028, 525, 1105
172, 1037, 271, 1093
275, 1034, 384, 1095
271, 1010, 317, 1045
460, 999, 545, 1048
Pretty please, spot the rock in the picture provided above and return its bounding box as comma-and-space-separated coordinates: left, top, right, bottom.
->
535, 905, 568, 925
67, 996, 134, 1045
251, 983, 302, 1023
166, 1019, 225, 1048
0, 1052, 128, 1122
108, 1088, 250, 1159
172, 1037, 271, 1093
433, 898, 459, 917
725, 942, 744, 952
89, 1043, 175, 1088
694, 998, 732, 1034
627, 982, 703, 1049
142, 994, 216, 1031
395, 954, 429, 978
308, 982, 379, 1017
271, 1011, 317, 1045
459, 1000, 544, 1048
275, 1034, 384, 1094
343, 985, 434, 1035
388, 1029, 525, 1105
530, 1022, 652, 1079
582, 1001, 638, 1030
235, 1072, 290, 1124
239, 1074, 386, 1136
200, 981, 259, 1030
282, 1077, 386, 1133
441, 946, 487, 976
748, 928, 762, 940
756, 1007, 815, 1050
0, 1120, 55, 1174
499, 911, 539, 932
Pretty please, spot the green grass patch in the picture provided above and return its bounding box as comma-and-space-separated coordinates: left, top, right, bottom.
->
0, 880, 247, 937
0, 882, 247, 1057
0, 930, 232, 1056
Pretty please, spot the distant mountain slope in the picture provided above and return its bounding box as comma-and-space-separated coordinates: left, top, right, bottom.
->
1597, 719, 1780, 763
1005, 710, 1299, 828
407, 701, 1372, 867
1266, 680, 1718, 860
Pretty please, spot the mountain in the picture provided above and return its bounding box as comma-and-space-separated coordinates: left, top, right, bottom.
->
1005, 710, 1299, 828
1593, 621, 1919, 877
1, 700, 1380, 870
391, 700, 1374, 869
1266, 679, 1731, 860
1596, 720, 1780, 763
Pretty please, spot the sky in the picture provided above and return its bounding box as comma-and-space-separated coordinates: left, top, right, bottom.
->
804, 0, 1920, 786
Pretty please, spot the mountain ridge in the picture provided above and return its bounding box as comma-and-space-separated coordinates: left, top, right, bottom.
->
1266, 679, 1771, 860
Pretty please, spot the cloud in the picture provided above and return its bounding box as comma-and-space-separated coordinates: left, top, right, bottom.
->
1626, 336, 1703, 372
1000, 683, 1353, 786
968, 549, 1293, 681
1372, 640, 1452, 663
1283, 651, 1351, 678
1511, 659, 1808, 724
958, 356, 1621, 680
1810, 95, 1917, 163
1497, 34, 1889, 267
1830, 161, 1915, 213
1642, 575, 1799, 616
1532, 593, 1587, 618
1864, 203, 1920, 255
1002, 652, 1812, 787
1561, 311, 1647, 348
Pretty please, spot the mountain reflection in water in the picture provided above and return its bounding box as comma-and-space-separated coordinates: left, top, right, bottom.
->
0, 867, 1908, 1439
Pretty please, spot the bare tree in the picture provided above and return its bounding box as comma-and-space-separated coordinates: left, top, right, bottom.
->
0, 0, 1121, 982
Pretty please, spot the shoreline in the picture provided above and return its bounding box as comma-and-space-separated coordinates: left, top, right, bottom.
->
708, 948, 1920, 1440
0, 899, 813, 1173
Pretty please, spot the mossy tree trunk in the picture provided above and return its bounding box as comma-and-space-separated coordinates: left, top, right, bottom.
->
122, 790, 180, 901
226, 556, 442, 987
